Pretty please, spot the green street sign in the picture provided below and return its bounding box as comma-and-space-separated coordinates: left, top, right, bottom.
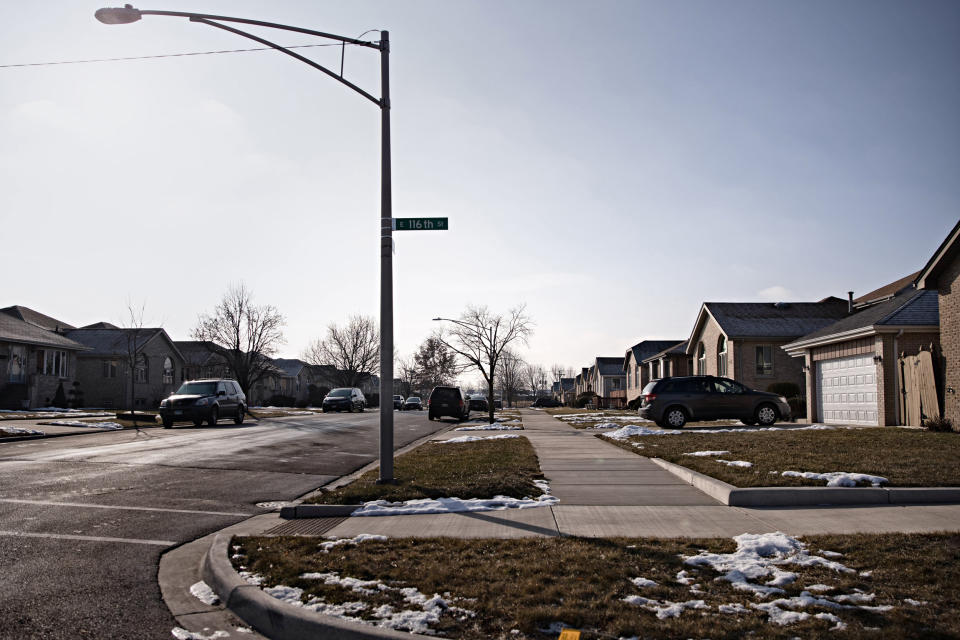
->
393, 217, 448, 231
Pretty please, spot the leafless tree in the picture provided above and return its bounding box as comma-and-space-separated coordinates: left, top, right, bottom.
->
497, 349, 526, 408
193, 284, 286, 397
123, 299, 147, 424
525, 363, 549, 398
550, 363, 571, 384
412, 333, 458, 396
395, 356, 418, 398
302, 315, 379, 388
437, 305, 533, 423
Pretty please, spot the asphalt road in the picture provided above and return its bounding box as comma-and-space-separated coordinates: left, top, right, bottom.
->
0, 410, 452, 640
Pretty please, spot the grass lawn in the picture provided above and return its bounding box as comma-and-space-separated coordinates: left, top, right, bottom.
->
232, 532, 960, 639
306, 436, 543, 505
602, 427, 960, 487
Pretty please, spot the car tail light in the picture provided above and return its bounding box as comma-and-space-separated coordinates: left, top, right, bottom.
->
644, 393, 656, 403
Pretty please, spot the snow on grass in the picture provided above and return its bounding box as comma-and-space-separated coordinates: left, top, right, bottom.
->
351, 492, 558, 516
39, 420, 123, 430
717, 460, 753, 468
606, 424, 834, 440
171, 628, 229, 640
189, 581, 220, 606
439, 433, 521, 444
0, 426, 44, 436
683, 450, 730, 457
555, 413, 647, 423
630, 577, 658, 588
780, 471, 888, 487
318, 534, 388, 553
621, 594, 709, 619
454, 423, 522, 431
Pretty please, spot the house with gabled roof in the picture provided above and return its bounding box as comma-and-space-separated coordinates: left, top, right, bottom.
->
685, 298, 850, 398
591, 356, 626, 408
66, 324, 184, 410
916, 219, 960, 427
0, 306, 86, 409
784, 285, 939, 426
623, 340, 685, 404
640, 340, 691, 385
175, 340, 233, 382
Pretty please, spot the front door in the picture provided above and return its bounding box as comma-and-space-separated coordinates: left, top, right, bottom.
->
8, 345, 26, 383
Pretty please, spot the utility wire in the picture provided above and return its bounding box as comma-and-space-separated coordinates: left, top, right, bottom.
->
0, 42, 371, 69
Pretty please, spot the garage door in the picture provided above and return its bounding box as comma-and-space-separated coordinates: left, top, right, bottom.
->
815, 355, 879, 426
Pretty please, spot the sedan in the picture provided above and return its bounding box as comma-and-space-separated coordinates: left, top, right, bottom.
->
402, 397, 423, 411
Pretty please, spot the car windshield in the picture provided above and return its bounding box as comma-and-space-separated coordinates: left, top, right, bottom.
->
329, 389, 352, 397
176, 382, 216, 396
406, 398, 420, 403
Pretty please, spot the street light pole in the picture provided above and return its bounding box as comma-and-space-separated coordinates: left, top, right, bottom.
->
96, 5, 396, 483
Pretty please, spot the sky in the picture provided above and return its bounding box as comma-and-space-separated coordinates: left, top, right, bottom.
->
1, 0, 957, 377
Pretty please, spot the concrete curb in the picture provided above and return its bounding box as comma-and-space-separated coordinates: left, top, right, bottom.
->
650, 458, 960, 507
202, 533, 433, 640
279, 504, 360, 518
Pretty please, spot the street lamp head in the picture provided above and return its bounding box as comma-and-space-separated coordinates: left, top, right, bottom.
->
95, 4, 142, 24
432, 317, 442, 321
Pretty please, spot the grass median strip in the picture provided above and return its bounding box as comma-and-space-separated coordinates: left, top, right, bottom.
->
232, 532, 960, 638
602, 427, 960, 487
306, 436, 544, 505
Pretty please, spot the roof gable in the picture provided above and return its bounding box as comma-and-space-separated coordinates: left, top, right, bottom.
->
917, 220, 960, 290
0, 305, 75, 332
66, 327, 173, 357
625, 340, 685, 368
854, 272, 920, 307
0, 313, 86, 350
700, 300, 850, 340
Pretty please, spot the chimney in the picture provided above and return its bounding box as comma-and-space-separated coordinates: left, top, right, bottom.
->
848, 291, 854, 314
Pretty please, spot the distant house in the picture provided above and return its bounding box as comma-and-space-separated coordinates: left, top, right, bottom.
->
916, 220, 960, 427
685, 298, 850, 395
623, 340, 685, 404
551, 377, 575, 404
66, 324, 184, 410
590, 357, 626, 408
783, 284, 939, 426
174, 341, 233, 382
640, 340, 691, 385
0, 306, 86, 409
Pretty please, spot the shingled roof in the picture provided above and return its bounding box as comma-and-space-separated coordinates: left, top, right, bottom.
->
624, 340, 685, 369
784, 288, 938, 351
596, 357, 625, 376
690, 299, 850, 346
642, 340, 689, 364
66, 327, 179, 358
0, 305, 75, 332
0, 313, 86, 350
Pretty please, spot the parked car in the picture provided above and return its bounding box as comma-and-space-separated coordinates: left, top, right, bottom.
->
322, 387, 366, 413
531, 397, 561, 408
393, 394, 405, 410
428, 386, 470, 421
637, 375, 791, 428
468, 395, 488, 411
158, 379, 246, 428
402, 396, 423, 411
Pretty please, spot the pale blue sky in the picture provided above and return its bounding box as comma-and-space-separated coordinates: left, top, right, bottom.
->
0, 1, 957, 372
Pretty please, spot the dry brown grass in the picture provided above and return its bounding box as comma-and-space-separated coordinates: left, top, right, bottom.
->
233, 533, 960, 639
602, 427, 960, 487
306, 436, 543, 505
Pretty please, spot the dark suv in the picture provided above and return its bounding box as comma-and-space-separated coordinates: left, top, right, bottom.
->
638, 376, 791, 428
322, 387, 366, 412
159, 379, 246, 428
428, 386, 470, 421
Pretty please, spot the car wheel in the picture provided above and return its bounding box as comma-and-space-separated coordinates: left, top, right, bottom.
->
193, 418, 204, 427
755, 403, 778, 426
428, 413, 435, 421
740, 418, 756, 426
663, 407, 687, 429
208, 407, 218, 426
347, 404, 354, 413
358, 403, 364, 412
162, 418, 173, 429
234, 406, 245, 425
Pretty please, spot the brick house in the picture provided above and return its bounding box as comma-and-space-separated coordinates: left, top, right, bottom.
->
783, 285, 939, 426
0, 306, 86, 409
641, 340, 691, 385
916, 219, 960, 427
623, 340, 685, 404
590, 357, 626, 408
174, 341, 233, 382
66, 324, 185, 410
685, 299, 850, 396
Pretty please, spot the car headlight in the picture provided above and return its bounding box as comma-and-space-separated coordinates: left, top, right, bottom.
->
196, 397, 212, 406
779, 396, 788, 404
160, 399, 168, 407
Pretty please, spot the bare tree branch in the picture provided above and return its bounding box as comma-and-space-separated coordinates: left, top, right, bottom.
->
302, 315, 379, 388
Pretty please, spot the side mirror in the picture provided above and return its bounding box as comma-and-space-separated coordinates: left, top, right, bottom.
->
217, 390, 226, 396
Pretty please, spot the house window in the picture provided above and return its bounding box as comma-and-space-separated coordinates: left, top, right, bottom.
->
756, 346, 774, 376
41, 350, 68, 377
162, 357, 174, 384
697, 342, 706, 375
611, 378, 621, 390
103, 360, 118, 378
717, 336, 728, 377
134, 355, 148, 383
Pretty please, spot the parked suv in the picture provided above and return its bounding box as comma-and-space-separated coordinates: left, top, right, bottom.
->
428, 386, 470, 421
159, 379, 246, 428
638, 376, 791, 428
393, 394, 405, 410
468, 395, 488, 411
531, 397, 561, 408
322, 387, 366, 412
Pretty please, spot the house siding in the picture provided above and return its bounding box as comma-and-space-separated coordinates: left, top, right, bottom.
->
74, 337, 183, 410
937, 254, 960, 426
691, 316, 725, 376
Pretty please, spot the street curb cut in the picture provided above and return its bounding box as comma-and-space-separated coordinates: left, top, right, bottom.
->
650, 458, 960, 507
202, 533, 433, 640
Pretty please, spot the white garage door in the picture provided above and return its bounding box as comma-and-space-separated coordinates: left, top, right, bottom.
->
816, 355, 879, 426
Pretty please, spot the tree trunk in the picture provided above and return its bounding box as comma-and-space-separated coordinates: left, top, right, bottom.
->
487, 376, 495, 424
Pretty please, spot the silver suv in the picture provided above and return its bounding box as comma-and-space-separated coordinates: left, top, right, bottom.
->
322, 387, 366, 412
638, 376, 791, 428
159, 379, 246, 428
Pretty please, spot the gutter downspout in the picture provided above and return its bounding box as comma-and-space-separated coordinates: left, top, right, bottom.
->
893, 329, 904, 425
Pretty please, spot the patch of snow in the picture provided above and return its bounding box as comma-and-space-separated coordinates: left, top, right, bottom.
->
622, 594, 709, 619
806, 584, 833, 592
904, 598, 928, 606
351, 492, 558, 516
859, 570, 873, 577
170, 628, 228, 640
815, 612, 847, 631
606, 424, 834, 440
189, 581, 220, 606
40, 420, 123, 430
438, 434, 521, 444
818, 549, 843, 558
256, 501, 294, 510
0, 426, 44, 436
318, 534, 388, 553
781, 471, 888, 487
675, 570, 695, 585
454, 423, 522, 431
630, 577, 658, 588
718, 602, 750, 614
717, 459, 753, 468
683, 450, 730, 457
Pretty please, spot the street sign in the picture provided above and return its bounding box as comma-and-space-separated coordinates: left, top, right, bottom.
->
392, 217, 448, 231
